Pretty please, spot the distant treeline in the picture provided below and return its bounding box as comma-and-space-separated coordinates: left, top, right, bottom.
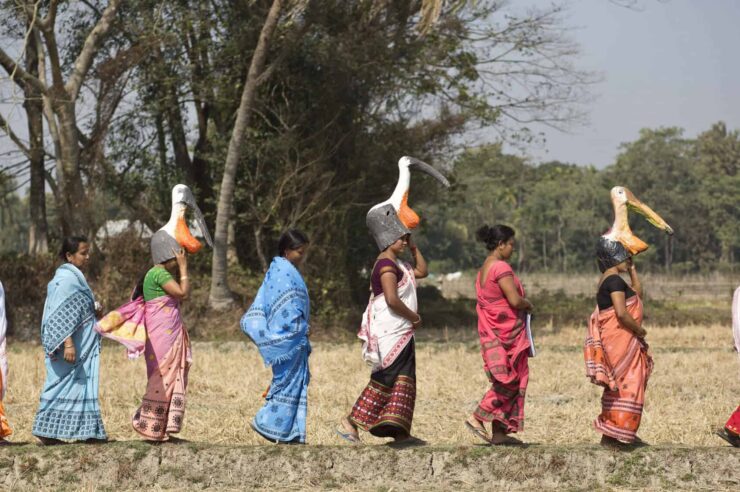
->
417, 123, 739, 275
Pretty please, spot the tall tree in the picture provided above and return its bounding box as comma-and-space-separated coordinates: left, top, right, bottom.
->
209, 0, 288, 309
0, 0, 123, 235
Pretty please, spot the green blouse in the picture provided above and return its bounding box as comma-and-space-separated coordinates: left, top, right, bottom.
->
143, 266, 174, 301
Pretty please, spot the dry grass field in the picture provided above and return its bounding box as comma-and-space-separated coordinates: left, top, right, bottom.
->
4, 324, 738, 448
3, 273, 738, 489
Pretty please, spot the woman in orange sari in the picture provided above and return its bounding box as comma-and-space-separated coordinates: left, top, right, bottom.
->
585, 249, 653, 448
465, 225, 533, 445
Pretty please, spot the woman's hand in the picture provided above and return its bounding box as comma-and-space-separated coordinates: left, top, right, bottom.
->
174, 248, 188, 272
633, 325, 647, 338
522, 298, 534, 312
63, 343, 76, 363
411, 315, 422, 330
94, 301, 104, 319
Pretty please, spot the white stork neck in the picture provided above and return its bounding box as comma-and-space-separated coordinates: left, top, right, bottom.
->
605, 202, 631, 239
388, 165, 411, 207
162, 202, 186, 233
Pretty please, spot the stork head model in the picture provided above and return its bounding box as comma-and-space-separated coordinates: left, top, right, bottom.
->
596, 186, 673, 272
366, 156, 450, 251
150, 184, 213, 264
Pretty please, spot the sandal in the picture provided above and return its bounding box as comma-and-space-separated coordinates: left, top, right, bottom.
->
335, 428, 361, 444
465, 421, 491, 444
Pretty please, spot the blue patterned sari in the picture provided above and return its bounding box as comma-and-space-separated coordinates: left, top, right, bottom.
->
241, 257, 311, 443
32, 264, 107, 441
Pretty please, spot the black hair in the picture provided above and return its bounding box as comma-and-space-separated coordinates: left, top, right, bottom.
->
278, 229, 309, 256
476, 224, 515, 251
58, 236, 89, 261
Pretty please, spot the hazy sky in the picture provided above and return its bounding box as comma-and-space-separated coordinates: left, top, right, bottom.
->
515, 0, 740, 168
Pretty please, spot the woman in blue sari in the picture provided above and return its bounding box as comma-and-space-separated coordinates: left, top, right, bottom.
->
241, 229, 311, 444
32, 236, 107, 444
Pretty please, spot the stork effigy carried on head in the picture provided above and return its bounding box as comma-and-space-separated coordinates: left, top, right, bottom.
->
366, 156, 450, 250
596, 186, 674, 272
150, 184, 213, 264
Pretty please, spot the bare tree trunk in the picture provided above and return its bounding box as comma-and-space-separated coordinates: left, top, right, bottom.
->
226, 220, 237, 265
25, 19, 48, 254
253, 225, 268, 272
542, 230, 547, 270
209, 0, 284, 309
664, 235, 673, 272
55, 102, 88, 235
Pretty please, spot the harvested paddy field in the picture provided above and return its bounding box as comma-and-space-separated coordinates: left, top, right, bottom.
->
2, 323, 738, 490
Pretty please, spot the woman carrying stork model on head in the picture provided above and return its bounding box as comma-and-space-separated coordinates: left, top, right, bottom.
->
338, 156, 449, 446
584, 186, 672, 448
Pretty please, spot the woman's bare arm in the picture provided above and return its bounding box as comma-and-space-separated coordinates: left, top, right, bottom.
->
627, 259, 642, 298
499, 276, 533, 311
410, 246, 428, 279
162, 279, 189, 301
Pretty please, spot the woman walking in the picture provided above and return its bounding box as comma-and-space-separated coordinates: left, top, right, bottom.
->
716, 285, 740, 447
339, 233, 427, 445
465, 225, 533, 445
584, 253, 653, 448
32, 237, 107, 444
242, 229, 311, 444
128, 247, 192, 442
0, 280, 12, 443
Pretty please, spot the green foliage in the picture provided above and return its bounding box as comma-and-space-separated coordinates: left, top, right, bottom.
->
418, 123, 740, 274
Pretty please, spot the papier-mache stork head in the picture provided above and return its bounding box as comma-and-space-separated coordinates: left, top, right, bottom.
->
150, 184, 213, 264
366, 156, 450, 251
596, 186, 673, 272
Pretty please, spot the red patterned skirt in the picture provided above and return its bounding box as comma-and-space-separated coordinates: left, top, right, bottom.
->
349, 339, 416, 438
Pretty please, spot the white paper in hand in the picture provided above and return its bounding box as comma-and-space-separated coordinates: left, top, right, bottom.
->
526, 313, 536, 357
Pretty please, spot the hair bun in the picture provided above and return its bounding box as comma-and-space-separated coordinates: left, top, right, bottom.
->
476, 224, 515, 251
476, 225, 492, 244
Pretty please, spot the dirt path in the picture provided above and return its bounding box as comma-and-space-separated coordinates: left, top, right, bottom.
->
1, 441, 737, 490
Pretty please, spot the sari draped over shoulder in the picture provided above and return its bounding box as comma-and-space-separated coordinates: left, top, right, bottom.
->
241, 256, 311, 443
32, 264, 106, 441
97, 270, 192, 441
0, 281, 11, 438
473, 261, 530, 433
350, 261, 418, 438
358, 261, 417, 372
584, 295, 653, 443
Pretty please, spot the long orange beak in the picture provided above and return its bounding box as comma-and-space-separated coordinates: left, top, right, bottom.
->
175, 216, 203, 254
625, 189, 674, 235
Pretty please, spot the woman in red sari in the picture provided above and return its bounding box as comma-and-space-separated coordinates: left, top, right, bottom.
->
465, 225, 533, 445
716, 285, 740, 447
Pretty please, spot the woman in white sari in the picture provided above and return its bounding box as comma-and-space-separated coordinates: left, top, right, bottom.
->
339, 233, 427, 445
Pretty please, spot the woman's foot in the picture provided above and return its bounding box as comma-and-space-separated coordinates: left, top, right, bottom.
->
36, 436, 65, 446
336, 416, 361, 443
83, 437, 109, 444
465, 416, 491, 444
489, 422, 523, 445
388, 434, 427, 448
716, 428, 740, 447
600, 434, 628, 449
490, 433, 523, 445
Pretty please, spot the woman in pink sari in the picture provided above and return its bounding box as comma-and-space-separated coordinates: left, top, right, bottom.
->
97, 247, 191, 442
466, 225, 533, 445
130, 247, 191, 441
